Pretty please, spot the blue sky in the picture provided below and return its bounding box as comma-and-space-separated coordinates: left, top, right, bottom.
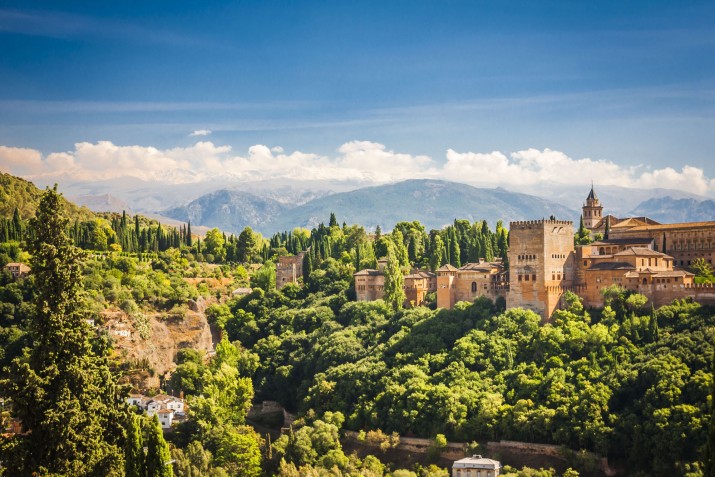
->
0, 1, 714, 194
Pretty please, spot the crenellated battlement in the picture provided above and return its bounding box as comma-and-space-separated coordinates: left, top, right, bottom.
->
509, 219, 573, 228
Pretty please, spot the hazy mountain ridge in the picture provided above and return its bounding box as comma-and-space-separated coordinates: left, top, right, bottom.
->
163, 179, 579, 234
163, 189, 288, 234
628, 196, 715, 223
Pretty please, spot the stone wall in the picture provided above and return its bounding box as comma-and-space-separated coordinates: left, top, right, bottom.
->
507, 220, 575, 320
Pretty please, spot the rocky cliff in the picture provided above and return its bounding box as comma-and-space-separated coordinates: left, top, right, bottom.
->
103, 296, 216, 391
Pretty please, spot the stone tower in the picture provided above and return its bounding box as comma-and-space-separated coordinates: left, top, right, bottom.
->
582, 185, 603, 230
506, 220, 575, 320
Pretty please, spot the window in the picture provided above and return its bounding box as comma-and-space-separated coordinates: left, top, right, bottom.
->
471, 282, 477, 292
525, 275, 529, 281
532, 274, 537, 281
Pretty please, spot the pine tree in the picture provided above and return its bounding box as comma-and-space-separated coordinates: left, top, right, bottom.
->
145, 415, 173, 477
2, 186, 127, 476
329, 212, 338, 227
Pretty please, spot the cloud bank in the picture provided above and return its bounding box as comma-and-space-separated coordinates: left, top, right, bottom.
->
1, 140, 713, 196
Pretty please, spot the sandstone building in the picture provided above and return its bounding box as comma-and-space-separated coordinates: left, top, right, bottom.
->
349, 186, 715, 319
354, 259, 437, 307
276, 251, 306, 289
436, 260, 507, 309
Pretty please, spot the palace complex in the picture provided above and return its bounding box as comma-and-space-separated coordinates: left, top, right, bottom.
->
352, 186, 715, 319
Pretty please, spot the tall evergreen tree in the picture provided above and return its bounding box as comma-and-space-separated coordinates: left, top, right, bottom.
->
2, 186, 127, 476
125, 413, 145, 477
145, 415, 173, 477
383, 244, 405, 311
706, 346, 715, 477
12, 207, 22, 240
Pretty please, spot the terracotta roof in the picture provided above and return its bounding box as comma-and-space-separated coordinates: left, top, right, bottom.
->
616, 221, 715, 231
354, 269, 383, 276
453, 455, 501, 469
587, 262, 636, 271
653, 271, 694, 278
436, 264, 458, 272
590, 238, 654, 246
613, 247, 668, 257
459, 262, 503, 272
610, 217, 661, 228
405, 270, 435, 279
157, 409, 174, 414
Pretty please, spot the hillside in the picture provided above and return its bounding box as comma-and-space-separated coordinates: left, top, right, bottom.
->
628, 196, 715, 223
0, 172, 95, 221
165, 179, 579, 234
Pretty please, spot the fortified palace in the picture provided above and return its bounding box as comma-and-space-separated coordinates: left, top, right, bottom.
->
352, 186, 715, 319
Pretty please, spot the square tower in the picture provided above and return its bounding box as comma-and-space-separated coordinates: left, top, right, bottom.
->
507, 220, 575, 320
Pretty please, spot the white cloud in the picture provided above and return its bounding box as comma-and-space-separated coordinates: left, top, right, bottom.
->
0, 140, 713, 197
0, 145, 44, 175
189, 129, 211, 137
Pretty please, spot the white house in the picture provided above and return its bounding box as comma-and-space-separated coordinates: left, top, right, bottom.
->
452, 455, 501, 477
157, 408, 174, 429
165, 397, 184, 413
127, 394, 146, 408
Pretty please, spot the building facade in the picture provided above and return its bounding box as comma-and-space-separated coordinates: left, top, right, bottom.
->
354, 259, 437, 307
436, 260, 507, 309
452, 455, 501, 477
276, 251, 306, 289
3, 262, 30, 278
506, 220, 575, 319
353, 187, 715, 319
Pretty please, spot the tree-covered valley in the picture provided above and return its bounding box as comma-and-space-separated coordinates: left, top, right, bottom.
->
0, 174, 713, 477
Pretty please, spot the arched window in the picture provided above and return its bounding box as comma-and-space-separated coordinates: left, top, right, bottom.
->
642, 278, 647, 285
471, 282, 477, 292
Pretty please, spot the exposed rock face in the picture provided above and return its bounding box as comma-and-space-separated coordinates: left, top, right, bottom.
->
103, 303, 215, 391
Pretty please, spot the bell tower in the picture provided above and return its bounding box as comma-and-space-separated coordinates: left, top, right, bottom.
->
582, 184, 603, 230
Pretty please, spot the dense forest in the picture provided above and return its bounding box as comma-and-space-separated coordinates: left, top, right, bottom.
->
0, 177, 713, 477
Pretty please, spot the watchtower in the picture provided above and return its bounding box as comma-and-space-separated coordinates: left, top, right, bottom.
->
506, 220, 575, 320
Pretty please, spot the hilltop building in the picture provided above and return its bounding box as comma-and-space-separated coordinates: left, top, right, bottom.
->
3, 262, 30, 279
452, 455, 501, 477
506, 219, 576, 318
355, 259, 437, 307
276, 251, 306, 289
353, 186, 715, 319
436, 260, 508, 309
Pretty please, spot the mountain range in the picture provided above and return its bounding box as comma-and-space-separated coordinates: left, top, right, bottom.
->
161, 179, 579, 234
11, 173, 715, 236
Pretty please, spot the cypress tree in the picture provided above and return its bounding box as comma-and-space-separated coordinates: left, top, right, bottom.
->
12, 207, 22, 240
145, 415, 173, 477
125, 413, 145, 477
303, 250, 313, 282
383, 243, 405, 311
2, 186, 127, 476
186, 221, 192, 246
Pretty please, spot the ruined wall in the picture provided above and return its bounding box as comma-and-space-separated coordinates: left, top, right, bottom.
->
276, 252, 306, 289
